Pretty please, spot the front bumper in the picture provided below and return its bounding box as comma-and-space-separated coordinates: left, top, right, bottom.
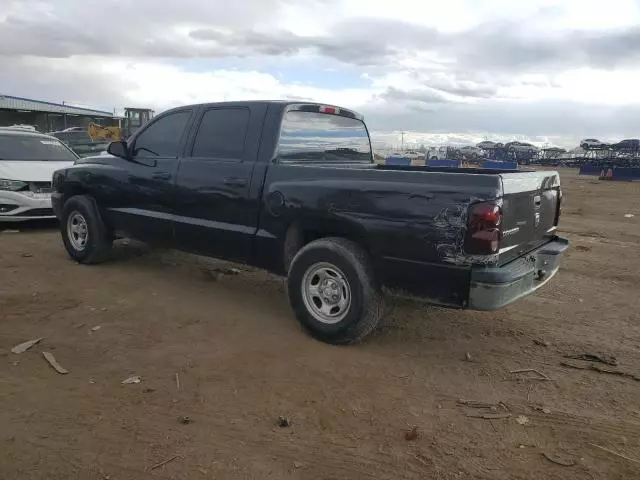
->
0, 190, 55, 222
468, 237, 569, 310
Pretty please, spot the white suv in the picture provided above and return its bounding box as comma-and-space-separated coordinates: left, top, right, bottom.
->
0, 128, 78, 221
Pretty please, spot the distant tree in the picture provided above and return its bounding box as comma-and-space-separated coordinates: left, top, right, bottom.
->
418, 144, 427, 154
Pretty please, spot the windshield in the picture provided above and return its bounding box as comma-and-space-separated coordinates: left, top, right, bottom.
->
278, 111, 372, 164
0, 135, 78, 161
129, 111, 142, 128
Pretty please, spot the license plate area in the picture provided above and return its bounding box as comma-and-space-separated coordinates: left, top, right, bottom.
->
28, 182, 53, 195
30, 192, 52, 199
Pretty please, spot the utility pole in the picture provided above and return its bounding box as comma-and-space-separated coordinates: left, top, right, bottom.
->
400, 131, 405, 152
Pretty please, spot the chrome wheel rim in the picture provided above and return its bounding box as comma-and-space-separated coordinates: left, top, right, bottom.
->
301, 262, 351, 324
67, 211, 89, 251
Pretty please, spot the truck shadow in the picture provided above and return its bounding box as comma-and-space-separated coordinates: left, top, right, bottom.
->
104, 241, 524, 354
1, 219, 59, 232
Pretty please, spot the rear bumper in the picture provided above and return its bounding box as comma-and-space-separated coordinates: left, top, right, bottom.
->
468, 237, 569, 310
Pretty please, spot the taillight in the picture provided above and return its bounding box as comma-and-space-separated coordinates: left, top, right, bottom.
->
319, 105, 339, 115
464, 202, 502, 255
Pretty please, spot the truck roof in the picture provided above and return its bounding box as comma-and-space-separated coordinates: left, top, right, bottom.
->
161, 100, 364, 119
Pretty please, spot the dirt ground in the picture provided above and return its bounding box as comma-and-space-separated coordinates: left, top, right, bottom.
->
1, 169, 639, 480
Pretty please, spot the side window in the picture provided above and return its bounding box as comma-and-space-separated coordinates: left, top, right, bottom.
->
133, 110, 191, 158
191, 108, 250, 159
130, 111, 141, 128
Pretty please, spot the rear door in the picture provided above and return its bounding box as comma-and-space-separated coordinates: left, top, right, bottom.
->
498, 171, 561, 264
172, 104, 267, 261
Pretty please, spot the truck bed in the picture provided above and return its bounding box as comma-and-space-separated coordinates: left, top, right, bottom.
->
265, 160, 561, 273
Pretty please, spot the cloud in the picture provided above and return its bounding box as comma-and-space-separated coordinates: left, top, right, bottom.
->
4, 53, 638, 150
4, 1, 640, 74
378, 86, 453, 105
0, 56, 131, 112
445, 23, 640, 72
0, 55, 375, 112
361, 98, 640, 144
2, 0, 640, 149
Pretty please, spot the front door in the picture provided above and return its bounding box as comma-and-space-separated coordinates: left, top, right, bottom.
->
104, 108, 194, 244
173, 105, 266, 261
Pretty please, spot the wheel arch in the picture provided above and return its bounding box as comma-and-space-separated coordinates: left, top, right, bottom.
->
283, 217, 372, 273
60, 189, 113, 235
62, 184, 89, 203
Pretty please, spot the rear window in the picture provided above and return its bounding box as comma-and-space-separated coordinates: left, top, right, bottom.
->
278, 111, 372, 164
0, 135, 78, 161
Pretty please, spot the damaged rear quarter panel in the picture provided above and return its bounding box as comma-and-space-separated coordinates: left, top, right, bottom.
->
259, 164, 503, 270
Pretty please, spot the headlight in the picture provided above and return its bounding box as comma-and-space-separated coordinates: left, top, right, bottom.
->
0, 179, 27, 191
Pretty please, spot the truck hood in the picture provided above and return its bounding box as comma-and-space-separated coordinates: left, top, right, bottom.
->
0, 161, 76, 182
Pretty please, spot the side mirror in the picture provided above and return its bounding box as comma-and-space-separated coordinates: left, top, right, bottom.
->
107, 141, 129, 159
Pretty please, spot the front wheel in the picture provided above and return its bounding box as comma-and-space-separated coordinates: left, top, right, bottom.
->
287, 238, 384, 344
60, 195, 113, 264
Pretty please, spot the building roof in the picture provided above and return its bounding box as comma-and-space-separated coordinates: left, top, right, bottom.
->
0, 126, 58, 139
0, 94, 115, 118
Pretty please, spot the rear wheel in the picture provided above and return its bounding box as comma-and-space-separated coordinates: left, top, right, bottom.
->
60, 195, 113, 264
287, 237, 384, 344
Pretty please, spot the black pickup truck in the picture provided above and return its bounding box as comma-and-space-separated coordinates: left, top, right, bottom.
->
51, 101, 568, 344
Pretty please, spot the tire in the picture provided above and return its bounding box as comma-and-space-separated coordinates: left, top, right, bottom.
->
287, 237, 384, 344
60, 195, 113, 264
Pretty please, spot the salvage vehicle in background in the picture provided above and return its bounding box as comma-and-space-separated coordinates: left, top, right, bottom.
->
51, 101, 569, 344
87, 123, 122, 142
51, 130, 110, 158
0, 127, 78, 221
121, 107, 154, 139
87, 108, 156, 143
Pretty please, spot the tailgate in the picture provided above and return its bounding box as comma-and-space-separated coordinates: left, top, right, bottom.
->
498, 171, 561, 265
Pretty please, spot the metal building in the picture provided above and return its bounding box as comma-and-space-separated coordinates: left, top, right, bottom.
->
0, 94, 120, 133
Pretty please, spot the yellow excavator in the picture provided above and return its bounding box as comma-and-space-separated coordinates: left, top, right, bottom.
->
88, 123, 121, 142
88, 107, 154, 142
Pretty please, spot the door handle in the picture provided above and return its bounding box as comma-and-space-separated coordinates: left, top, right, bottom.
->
152, 171, 171, 180
223, 177, 247, 187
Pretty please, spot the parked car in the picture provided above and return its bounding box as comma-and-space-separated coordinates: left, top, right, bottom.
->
580, 138, 609, 150
459, 146, 483, 159
51, 101, 569, 344
50, 130, 110, 158
611, 139, 640, 152
0, 128, 78, 221
6, 124, 38, 132
426, 146, 448, 160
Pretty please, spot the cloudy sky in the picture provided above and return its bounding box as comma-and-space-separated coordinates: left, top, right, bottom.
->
2, 0, 640, 149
